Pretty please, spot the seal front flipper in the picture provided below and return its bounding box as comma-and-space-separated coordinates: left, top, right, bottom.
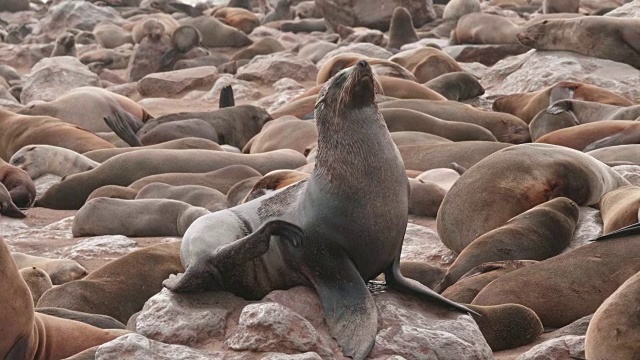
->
595, 222, 640, 241
104, 112, 143, 147
385, 256, 479, 316
164, 219, 304, 292
303, 249, 377, 360
582, 127, 640, 152
219, 85, 235, 108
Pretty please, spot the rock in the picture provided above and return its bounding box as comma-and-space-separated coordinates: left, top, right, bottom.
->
0, 0, 29, 12
225, 303, 333, 357
64, 235, 138, 260
204, 74, 262, 102
315, 0, 437, 32
564, 207, 602, 253
548, 315, 593, 338
137, 67, 219, 98
106, 83, 139, 98
0, 44, 56, 72
273, 78, 305, 92
260, 353, 322, 360
459, 62, 488, 79
33, 0, 124, 40
96, 334, 220, 360
369, 291, 493, 359
604, 0, 640, 18
236, 53, 318, 84
444, 44, 530, 67
257, 78, 306, 112
21, 56, 101, 104
402, 222, 456, 266
482, 50, 640, 100
613, 165, 640, 186
317, 43, 393, 68
137, 288, 245, 347
515, 335, 585, 360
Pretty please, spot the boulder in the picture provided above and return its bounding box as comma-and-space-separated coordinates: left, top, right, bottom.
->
204, 75, 262, 102
0, 0, 29, 12
137, 67, 219, 98
33, 0, 124, 39
236, 53, 318, 84
315, 0, 437, 31
21, 56, 101, 104
604, 0, 640, 18
515, 335, 585, 360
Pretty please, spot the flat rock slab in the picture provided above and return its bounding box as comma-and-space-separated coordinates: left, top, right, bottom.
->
138, 67, 219, 98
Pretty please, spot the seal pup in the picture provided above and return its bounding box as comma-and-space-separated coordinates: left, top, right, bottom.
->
0, 182, 25, 218
163, 61, 474, 360
388, 7, 418, 50
51, 32, 77, 57
0, 237, 127, 360
437, 197, 579, 292
437, 143, 629, 254
388, 47, 463, 84
19, 267, 53, 306
517, 17, 640, 69
0, 158, 36, 208
585, 270, 640, 359
128, 18, 172, 82
10, 145, 99, 179
450, 13, 522, 45
466, 303, 543, 351
12, 252, 88, 285
424, 72, 485, 101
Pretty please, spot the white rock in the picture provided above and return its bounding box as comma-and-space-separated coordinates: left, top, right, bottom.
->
64, 235, 137, 260
402, 222, 457, 266
21, 57, 101, 104
604, 0, 640, 18
236, 53, 318, 84
564, 207, 602, 253
96, 334, 218, 360
515, 335, 585, 360
204, 74, 262, 102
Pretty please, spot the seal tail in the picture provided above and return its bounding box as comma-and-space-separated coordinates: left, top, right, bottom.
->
595, 222, 640, 241
219, 85, 235, 108
104, 112, 144, 147
385, 256, 480, 316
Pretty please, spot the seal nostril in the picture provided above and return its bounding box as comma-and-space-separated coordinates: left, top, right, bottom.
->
357, 60, 369, 69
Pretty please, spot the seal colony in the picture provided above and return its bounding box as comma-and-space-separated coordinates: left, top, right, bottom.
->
1, 0, 640, 358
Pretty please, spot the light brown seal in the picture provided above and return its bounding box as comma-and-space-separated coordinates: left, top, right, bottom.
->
587, 144, 640, 166
390, 132, 452, 147
585, 269, 640, 359
408, 179, 446, 217
37, 241, 183, 325
83, 138, 223, 163
212, 7, 261, 34
424, 72, 485, 101
127, 18, 173, 82
0, 182, 25, 218
517, 17, 640, 69
380, 99, 531, 143
0, 108, 115, 161
437, 143, 629, 254
388, 7, 418, 50
136, 183, 227, 211
10, 145, 99, 179
230, 37, 285, 61
492, 81, 635, 124
36, 151, 303, 210
19, 267, 53, 306
466, 303, 543, 351
12, 252, 88, 285
240, 169, 310, 204
443, 0, 481, 20
93, 22, 133, 49
543, 0, 579, 13
536, 120, 640, 151
0, 157, 36, 208
472, 232, 640, 327
451, 13, 522, 45
598, 185, 640, 235
131, 14, 179, 43
437, 197, 579, 291
381, 108, 497, 142
0, 236, 126, 360
389, 47, 463, 83
399, 142, 512, 172
315, 54, 419, 85
415, 168, 460, 192
179, 16, 252, 48
242, 116, 318, 154
36, 308, 126, 330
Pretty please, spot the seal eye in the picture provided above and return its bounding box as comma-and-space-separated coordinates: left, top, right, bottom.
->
542, 20, 548, 25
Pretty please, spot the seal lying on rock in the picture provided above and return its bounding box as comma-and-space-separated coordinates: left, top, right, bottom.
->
163, 61, 473, 360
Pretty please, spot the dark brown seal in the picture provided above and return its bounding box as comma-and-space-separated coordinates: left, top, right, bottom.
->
388, 7, 418, 49
424, 72, 485, 101
0, 158, 35, 208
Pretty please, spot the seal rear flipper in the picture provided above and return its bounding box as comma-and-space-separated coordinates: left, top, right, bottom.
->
305, 251, 377, 360
385, 256, 479, 316
582, 127, 640, 152
104, 112, 144, 147
595, 222, 640, 241
1, 200, 27, 218
163, 260, 224, 293
219, 85, 235, 108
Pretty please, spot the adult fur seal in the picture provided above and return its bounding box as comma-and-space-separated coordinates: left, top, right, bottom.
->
536, 120, 640, 151
388, 7, 418, 50
543, 0, 579, 13
399, 142, 512, 172
450, 13, 522, 45
424, 72, 485, 101
0, 158, 36, 208
517, 17, 640, 69
437, 143, 629, 254
162, 61, 473, 360
83, 138, 222, 163
598, 185, 640, 235
0, 182, 25, 218
36, 150, 306, 210
437, 198, 579, 292
10, 145, 99, 179
492, 81, 634, 124
585, 270, 640, 359
12, 252, 88, 285
51, 32, 77, 57
37, 241, 183, 325
19, 267, 53, 306
0, 237, 126, 360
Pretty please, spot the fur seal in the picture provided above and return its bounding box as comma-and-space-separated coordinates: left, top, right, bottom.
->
240, 170, 310, 204
36, 308, 126, 330
315, 55, 419, 85
127, 18, 173, 82
136, 183, 227, 211
598, 185, 640, 235
466, 303, 543, 351
226, 176, 262, 207
0, 108, 115, 161
492, 81, 634, 124
93, 22, 133, 49
12, 253, 88, 285
132, 14, 179, 44
132, 118, 220, 146
473, 231, 640, 327
83, 138, 222, 163
36, 150, 304, 210
585, 269, 640, 359
388, 7, 418, 50
263, 0, 293, 23
388, 47, 463, 83
162, 61, 473, 360
451, 13, 522, 45
19, 267, 53, 306
0, 0, 29, 12
10, 145, 99, 179
212, 7, 260, 34
443, 0, 481, 20
243, 117, 318, 155
72, 198, 209, 237
380, 99, 531, 144
399, 142, 512, 172
536, 120, 640, 151
51, 32, 77, 57
437, 143, 629, 254
0, 182, 25, 218
179, 16, 252, 48
442, 260, 538, 304
588, 145, 640, 166
0, 237, 126, 360
381, 108, 497, 142
517, 17, 640, 69
437, 198, 579, 291
390, 132, 452, 147
424, 72, 485, 101
543, 0, 579, 13
37, 241, 183, 325
18, 87, 151, 133
408, 179, 446, 217
0, 158, 36, 208
230, 37, 285, 61
415, 168, 460, 192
